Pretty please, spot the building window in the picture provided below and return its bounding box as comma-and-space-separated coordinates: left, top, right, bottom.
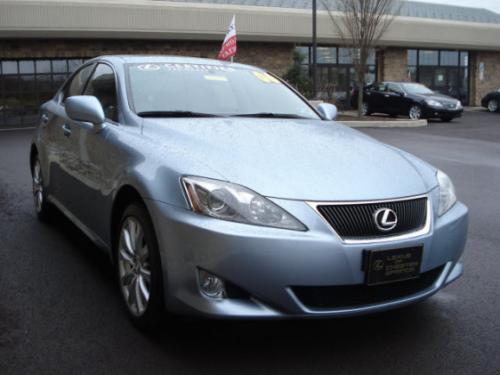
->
317, 47, 337, 64
0, 58, 87, 128
295, 46, 377, 108
418, 50, 439, 66
406, 49, 469, 104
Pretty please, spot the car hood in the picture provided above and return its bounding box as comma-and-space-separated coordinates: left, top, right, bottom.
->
143, 118, 437, 201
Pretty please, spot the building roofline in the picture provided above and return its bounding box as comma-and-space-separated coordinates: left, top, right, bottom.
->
1, 0, 500, 51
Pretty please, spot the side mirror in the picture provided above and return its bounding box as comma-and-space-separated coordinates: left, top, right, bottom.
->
317, 103, 338, 121
65, 96, 105, 126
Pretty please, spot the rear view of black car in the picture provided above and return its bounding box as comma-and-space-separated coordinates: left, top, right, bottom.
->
481, 90, 500, 113
351, 82, 463, 122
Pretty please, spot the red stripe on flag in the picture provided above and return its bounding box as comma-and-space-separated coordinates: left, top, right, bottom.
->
218, 36, 237, 61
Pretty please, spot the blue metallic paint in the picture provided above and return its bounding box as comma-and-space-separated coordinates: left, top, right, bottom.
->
32, 56, 468, 319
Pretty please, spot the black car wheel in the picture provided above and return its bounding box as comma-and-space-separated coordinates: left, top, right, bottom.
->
408, 105, 422, 120
116, 202, 165, 330
440, 117, 453, 123
487, 99, 499, 113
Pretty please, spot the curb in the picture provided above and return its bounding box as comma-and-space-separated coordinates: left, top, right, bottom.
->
340, 119, 428, 128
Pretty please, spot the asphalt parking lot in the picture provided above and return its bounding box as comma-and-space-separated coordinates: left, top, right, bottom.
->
1, 111, 499, 374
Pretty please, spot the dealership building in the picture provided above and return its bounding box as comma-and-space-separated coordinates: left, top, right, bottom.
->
1, 0, 500, 127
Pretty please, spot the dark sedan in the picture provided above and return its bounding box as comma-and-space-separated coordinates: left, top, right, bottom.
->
352, 82, 463, 122
481, 90, 500, 112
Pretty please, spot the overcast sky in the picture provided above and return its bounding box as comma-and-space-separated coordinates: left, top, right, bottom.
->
411, 0, 500, 14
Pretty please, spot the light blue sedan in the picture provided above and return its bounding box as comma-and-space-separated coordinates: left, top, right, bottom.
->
30, 56, 468, 329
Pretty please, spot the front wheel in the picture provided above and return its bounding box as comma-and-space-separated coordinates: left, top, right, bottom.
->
116, 203, 165, 330
441, 117, 453, 123
487, 99, 499, 113
32, 156, 54, 221
408, 105, 423, 120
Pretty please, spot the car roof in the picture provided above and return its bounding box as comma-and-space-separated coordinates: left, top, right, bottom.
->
87, 55, 264, 71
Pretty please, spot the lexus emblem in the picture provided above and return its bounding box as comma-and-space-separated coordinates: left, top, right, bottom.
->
373, 208, 398, 232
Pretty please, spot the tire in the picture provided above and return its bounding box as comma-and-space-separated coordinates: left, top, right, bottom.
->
487, 99, 499, 113
115, 202, 165, 330
408, 104, 423, 120
440, 117, 453, 123
361, 102, 371, 116
31, 155, 54, 221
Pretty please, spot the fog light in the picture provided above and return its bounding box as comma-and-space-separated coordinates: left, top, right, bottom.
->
198, 269, 226, 298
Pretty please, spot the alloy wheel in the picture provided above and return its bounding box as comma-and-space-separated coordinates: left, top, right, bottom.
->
32, 160, 44, 213
488, 99, 498, 113
409, 105, 422, 120
361, 102, 369, 116
118, 217, 152, 317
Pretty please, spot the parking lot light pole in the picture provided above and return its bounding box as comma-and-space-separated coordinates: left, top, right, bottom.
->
312, 0, 317, 99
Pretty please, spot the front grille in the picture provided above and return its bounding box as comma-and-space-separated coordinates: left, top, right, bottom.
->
292, 265, 444, 310
316, 197, 427, 240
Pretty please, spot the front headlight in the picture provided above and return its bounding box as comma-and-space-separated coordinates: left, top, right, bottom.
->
425, 99, 443, 108
437, 170, 457, 216
181, 176, 307, 231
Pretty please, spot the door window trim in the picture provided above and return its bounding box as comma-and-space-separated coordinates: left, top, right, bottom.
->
59, 62, 97, 104
84, 61, 120, 126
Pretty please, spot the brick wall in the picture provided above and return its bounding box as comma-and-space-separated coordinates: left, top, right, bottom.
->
0, 39, 294, 76
470, 51, 500, 106
380, 48, 408, 82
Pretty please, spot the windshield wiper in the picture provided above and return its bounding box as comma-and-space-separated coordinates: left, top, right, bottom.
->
231, 112, 312, 119
137, 111, 220, 118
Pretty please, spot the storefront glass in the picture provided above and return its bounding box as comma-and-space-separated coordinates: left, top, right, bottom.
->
407, 49, 469, 104
295, 46, 376, 108
0, 58, 86, 128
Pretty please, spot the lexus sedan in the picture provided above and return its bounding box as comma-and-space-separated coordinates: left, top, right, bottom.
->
31, 56, 468, 329
351, 82, 463, 121
481, 90, 500, 112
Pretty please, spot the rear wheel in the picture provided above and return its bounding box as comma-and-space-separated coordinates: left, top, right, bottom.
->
440, 117, 453, 123
32, 156, 53, 221
361, 102, 371, 116
408, 105, 422, 120
116, 203, 165, 330
487, 99, 499, 113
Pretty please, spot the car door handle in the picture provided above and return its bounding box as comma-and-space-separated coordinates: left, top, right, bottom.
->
62, 123, 72, 137
41, 114, 49, 125
384, 94, 391, 97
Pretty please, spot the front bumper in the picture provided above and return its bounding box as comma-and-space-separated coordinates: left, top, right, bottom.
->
422, 106, 463, 119
147, 194, 468, 319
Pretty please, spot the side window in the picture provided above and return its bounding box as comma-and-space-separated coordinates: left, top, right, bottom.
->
375, 83, 387, 92
84, 64, 118, 122
62, 64, 95, 102
387, 83, 403, 94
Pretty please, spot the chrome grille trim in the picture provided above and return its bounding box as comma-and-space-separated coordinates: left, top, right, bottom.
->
307, 194, 432, 244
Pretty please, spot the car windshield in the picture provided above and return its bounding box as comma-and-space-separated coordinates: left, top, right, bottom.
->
126, 63, 320, 119
401, 83, 434, 95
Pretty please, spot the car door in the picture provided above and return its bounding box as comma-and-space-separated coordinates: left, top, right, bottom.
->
365, 83, 387, 113
66, 63, 121, 238
44, 63, 96, 210
382, 83, 406, 115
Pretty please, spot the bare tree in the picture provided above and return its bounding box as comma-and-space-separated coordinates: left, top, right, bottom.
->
322, 0, 400, 116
